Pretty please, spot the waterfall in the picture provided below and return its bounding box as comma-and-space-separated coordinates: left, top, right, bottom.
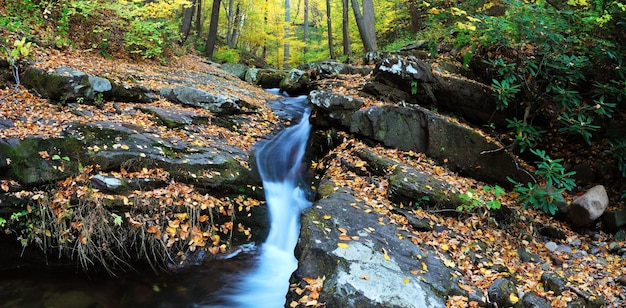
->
207, 93, 311, 307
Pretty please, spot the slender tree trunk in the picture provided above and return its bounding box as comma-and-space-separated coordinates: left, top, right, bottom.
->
179, 0, 197, 44
350, 0, 375, 53
362, 0, 377, 51
205, 0, 222, 59
226, 0, 236, 48
231, 6, 245, 48
303, 0, 309, 53
262, 0, 268, 62
408, 0, 421, 34
284, 0, 290, 69
342, 0, 351, 58
326, 0, 335, 59
195, 0, 203, 36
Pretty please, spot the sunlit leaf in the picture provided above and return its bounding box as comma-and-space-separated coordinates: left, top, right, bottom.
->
337, 243, 349, 249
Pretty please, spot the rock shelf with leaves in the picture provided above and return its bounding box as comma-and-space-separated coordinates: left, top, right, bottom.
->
0, 48, 625, 307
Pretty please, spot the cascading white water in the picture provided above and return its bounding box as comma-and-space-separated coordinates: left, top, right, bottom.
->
208, 93, 312, 307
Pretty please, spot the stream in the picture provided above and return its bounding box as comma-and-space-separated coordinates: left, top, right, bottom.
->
0, 91, 312, 308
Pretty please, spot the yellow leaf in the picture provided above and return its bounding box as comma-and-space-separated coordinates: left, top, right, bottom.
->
121, 144, 130, 150
509, 293, 519, 304
440, 243, 449, 251
422, 262, 428, 271
403, 278, 410, 284
383, 251, 391, 261
428, 7, 439, 14
323, 214, 331, 220
337, 243, 349, 249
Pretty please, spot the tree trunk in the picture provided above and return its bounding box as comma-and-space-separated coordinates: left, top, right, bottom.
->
284, 0, 290, 69
304, 0, 309, 53
326, 0, 335, 59
205, 0, 222, 60
231, 6, 245, 48
195, 0, 203, 36
362, 0, 377, 52
226, 0, 236, 48
350, 0, 376, 53
408, 0, 421, 34
179, 0, 197, 44
342, 0, 351, 58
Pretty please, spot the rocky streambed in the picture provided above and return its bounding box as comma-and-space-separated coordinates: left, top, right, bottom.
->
0, 51, 625, 307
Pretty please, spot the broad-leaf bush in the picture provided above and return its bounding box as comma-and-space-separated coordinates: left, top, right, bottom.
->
419, 0, 625, 214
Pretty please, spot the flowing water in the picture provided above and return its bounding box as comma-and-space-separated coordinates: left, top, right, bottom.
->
0, 91, 312, 308
213, 92, 312, 307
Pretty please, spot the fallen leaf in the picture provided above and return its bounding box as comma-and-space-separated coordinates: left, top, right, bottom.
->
337, 243, 349, 249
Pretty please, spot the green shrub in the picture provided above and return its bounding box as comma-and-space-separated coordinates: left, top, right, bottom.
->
214, 46, 241, 64
457, 185, 505, 213
509, 149, 576, 215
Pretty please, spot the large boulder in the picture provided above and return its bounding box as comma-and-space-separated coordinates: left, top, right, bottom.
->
569, 185, 610, 227
355, 148, 463, 209
298, 61, 373, 79
371, 55, 509, 127
350, 104, 529, 186
279, 69, 313, 95
160, 86, 257, 115
244, 68, 286, 88
220, 63, 250, 80
373, 56, 437, 105
309, 90, 364, 127
22, 66, 154, 104
0, 120, 256, 193
292, 181, 463, 307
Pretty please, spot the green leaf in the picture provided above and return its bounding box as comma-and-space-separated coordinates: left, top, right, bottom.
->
51, 154, 61, 160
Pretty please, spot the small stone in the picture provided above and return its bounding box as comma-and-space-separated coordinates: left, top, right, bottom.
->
487, 278, 518, 307
541, 272, 566, 296
521, 292, 550, 308
545, 241, 558, 252
572, 250, 588, 259
518, 247, 541, 263
568, 185, 609, 227
614, 230, 626, 242
555, 245, 572, 254
540, 262, 551, 271
569, 238, 582, 247
617, 275, 626, 286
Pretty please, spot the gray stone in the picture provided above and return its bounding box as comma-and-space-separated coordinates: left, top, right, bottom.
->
517, 247, 541, 263
545, 241, 558, 252
293, 181, 457, 307
387, 164, 463, 210
487, 278, 518, 307
521, 292, 550, 308
309, 90, 364, 127
160, 86, 254, 115
139, 106, 208, 128
220, 63, 249, 80
556, 244, 572, 254
349, 104, 530, 186
279, 69, 312, 95
569, 185, 609, 226
541, 272, 566, 295
21, 66, 153, 105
